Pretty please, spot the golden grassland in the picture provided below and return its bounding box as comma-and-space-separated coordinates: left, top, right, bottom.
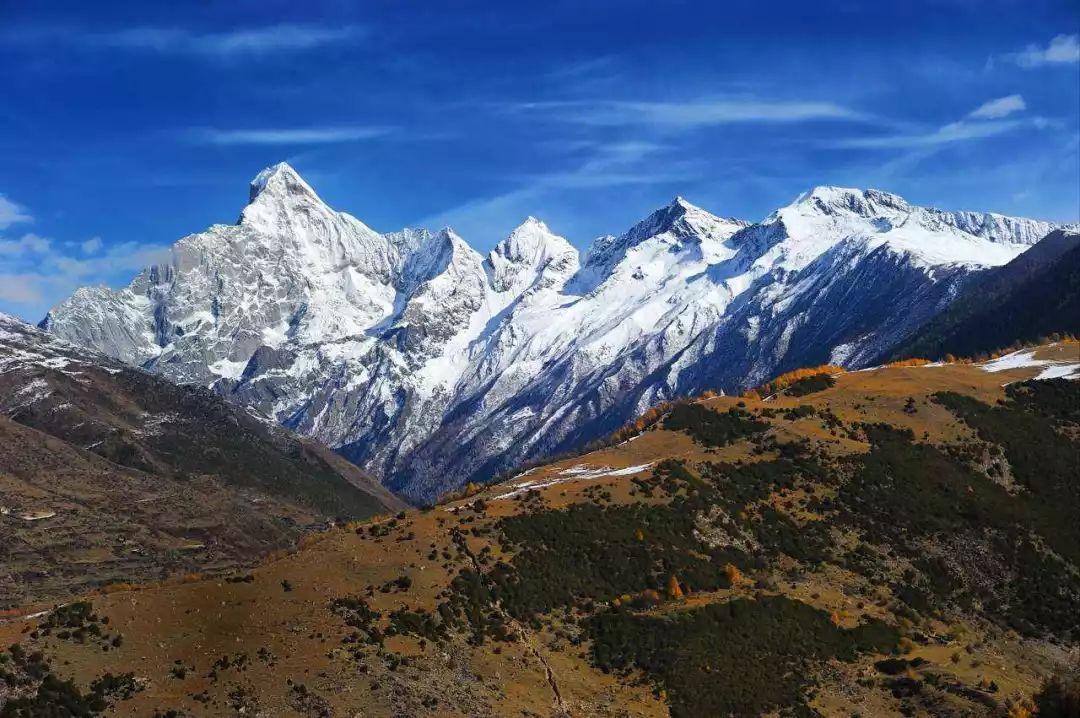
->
0, 340, 1076, 716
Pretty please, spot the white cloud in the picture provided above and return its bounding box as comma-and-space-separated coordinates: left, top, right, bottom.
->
0, 195, 32, 229
0, 233, 50, 256
968, 94, 1026, 120
514, 97, 870, 129
0, 224, 169, 320
8, 24, 366, 59
49, 241, 170, 281
1001, 34, 1080, 68
188, 126, 394, 145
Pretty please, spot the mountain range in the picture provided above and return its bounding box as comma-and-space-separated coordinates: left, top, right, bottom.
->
40, 163, 1063, 501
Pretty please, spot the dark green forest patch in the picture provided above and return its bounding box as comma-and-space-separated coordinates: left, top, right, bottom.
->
588, 596, 897, 717
490, 456, 836, 622
491, 499, 740, 621
835, 421, 1080, 639
935, 385, 1079, 565
784, 373, 836, 397
663, 404, 768, 447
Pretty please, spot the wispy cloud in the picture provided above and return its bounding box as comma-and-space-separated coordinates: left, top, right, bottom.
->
186, 126, 394, 145
6, 24, 366, 59
518, 141, 696, 189
544, 55, 620, 80
515, 97, 870, 129
416, 141, 692, 240
829, 94, 1037, 151
967, 94, 1026, 120
828, 119, 1027, 150
0, 195, 32, 229
998, 34, 1080, 68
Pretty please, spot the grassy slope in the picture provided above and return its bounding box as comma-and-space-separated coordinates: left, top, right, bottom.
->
0, 327, 403, 609
0, 341, 1077, 717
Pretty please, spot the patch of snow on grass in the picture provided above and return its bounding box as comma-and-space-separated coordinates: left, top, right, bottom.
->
980, 349, 1080, 382
491, 462, 654, 500
1035, 363, 1080, 380
979, 350, 1047, 373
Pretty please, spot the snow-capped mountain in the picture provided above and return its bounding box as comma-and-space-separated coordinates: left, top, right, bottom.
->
41, 164, 1056, 501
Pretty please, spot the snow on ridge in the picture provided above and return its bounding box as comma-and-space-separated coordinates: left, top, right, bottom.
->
38, 163, 1062, 501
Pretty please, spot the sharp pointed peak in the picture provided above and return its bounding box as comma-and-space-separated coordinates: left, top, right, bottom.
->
248, 161, 321, 204
628, 195, 734, 236
510, 216, 553, 233
437, 227, 474, 250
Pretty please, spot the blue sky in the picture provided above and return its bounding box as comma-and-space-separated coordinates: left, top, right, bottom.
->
1, 0, 1078, 321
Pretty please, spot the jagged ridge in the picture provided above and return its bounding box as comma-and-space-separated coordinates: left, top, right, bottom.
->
41, 164, 1058, 501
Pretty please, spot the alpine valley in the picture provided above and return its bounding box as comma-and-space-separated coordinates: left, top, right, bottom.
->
41, 163, 1065, 502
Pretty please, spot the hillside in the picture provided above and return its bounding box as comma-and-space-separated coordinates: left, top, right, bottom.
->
888, 229, 1080, 362
1, 341, 1077, 716
40, 165, 1058, 502
0, 315, 403, 608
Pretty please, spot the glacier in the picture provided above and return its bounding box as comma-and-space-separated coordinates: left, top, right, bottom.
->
41, 163, 1057, 502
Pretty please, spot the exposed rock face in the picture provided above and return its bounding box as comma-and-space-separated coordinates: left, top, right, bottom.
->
42, 166, 1056, 501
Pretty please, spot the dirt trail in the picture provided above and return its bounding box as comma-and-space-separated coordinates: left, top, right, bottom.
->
452, 527, 570, 716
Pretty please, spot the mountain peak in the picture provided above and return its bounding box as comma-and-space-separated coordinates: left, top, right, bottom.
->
488, 218, 578, 292
240, 161, 348, 238
511, 216, 561, 238
794, 186, 911, 218
248, 162, 321, 204
498, 217, 571, 255
670, 195, 697, 211
783, 185, 1056, 246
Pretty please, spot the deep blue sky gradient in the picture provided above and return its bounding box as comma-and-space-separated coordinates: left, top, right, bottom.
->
1, 0, 1077, 319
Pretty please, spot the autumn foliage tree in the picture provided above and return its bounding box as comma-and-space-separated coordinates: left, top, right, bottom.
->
884, 358, 932, 368
724, 563, 745, 587
666, 574, 685, 600
750, 365, 846, 399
